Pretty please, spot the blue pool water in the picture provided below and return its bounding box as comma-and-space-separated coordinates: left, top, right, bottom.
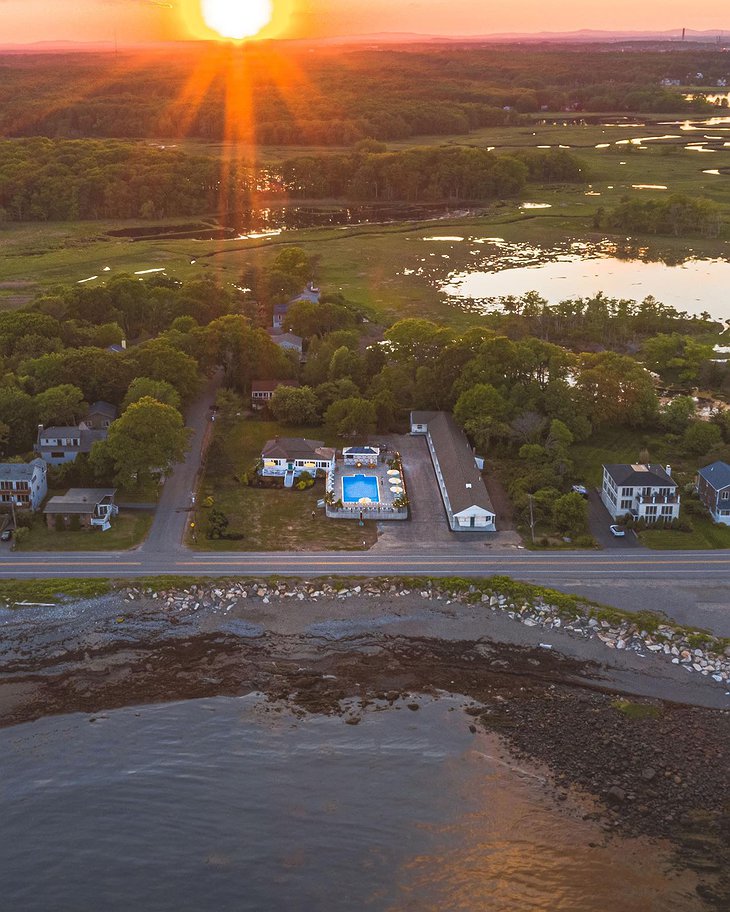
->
342, 474, 379, 503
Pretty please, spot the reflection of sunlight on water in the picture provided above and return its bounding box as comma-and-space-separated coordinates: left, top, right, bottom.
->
435, 239, 730, 320
394, 732, 702, 912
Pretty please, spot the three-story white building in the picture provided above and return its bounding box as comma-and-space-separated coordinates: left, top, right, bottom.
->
601, 463, 680, 523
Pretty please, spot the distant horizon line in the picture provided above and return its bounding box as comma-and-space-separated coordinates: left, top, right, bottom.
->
0, 26, 728, 52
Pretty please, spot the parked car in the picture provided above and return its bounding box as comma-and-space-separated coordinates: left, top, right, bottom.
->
609, 524, 626, 537
572, 485, 589, 498
0, 529, 12, 541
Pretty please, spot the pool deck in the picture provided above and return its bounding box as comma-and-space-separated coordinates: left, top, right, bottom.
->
327, 460, 407, 520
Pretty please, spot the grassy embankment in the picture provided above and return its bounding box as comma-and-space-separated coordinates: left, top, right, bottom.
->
16, 511, 154, 552
190, 419, 378, 551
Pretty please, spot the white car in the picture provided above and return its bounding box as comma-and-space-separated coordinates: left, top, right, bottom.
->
609, 524, 626, 537
572, 485, 589, 498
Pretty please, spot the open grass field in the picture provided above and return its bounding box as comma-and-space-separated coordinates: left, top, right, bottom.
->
17, 510, 153, 552
191, 419, 378, 551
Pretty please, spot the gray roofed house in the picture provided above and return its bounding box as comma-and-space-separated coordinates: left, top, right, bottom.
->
266, 328, 304, 354
696, 461, 730, 526
0, 458, 48, 511
84, 401, 118, 430
44, 488, 118, 531
601, 463, 679, 523
261, 437, 336, 486
35, 425, 108, 465
410, 411, 496, 532
603, 464, 676, 489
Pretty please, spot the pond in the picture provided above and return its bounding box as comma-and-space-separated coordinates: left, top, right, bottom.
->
431, 238, 730, 321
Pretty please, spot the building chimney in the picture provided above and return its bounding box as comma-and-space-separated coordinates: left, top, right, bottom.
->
665, 465, 672, 477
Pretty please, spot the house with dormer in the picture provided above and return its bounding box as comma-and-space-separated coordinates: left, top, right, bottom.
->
35, 425, 108, 465
696, 461, 730, 526
601, 463, 680, 523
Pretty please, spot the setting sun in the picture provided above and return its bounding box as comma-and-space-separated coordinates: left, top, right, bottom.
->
201, 0, 273, 40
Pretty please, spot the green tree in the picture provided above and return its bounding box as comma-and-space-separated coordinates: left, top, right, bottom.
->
206, 508, 230, 540
270, 386, 321, 426
324, 397, 377, 438
682, 421, 722, 456
453, 383, 510, 448
91, 396, 190, 487
122, 377, 182, 412
35, 384, 85, 426
552, 491, 588, 535
576, 352, 658, 427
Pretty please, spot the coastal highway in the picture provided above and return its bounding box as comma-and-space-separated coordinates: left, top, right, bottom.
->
2, 548, 730, 579
3, 548, 729, 631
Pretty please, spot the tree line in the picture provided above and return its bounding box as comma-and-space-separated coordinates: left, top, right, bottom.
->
0, 44, 722, 146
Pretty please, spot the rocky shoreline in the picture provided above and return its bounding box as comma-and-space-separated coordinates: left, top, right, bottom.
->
1, 576, 729, 908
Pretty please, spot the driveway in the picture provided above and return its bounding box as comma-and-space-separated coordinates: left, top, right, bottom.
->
142, 371, 222, 553
587, 489, 640, 549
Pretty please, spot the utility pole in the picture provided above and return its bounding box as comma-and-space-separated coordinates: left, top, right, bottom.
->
528, 493, 536, 544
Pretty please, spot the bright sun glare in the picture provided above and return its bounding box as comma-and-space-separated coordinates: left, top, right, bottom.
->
201, 0, 274, 40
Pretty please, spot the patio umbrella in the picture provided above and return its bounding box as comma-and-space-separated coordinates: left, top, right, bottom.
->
387, 469, 400, 476
390, 485, 403, 493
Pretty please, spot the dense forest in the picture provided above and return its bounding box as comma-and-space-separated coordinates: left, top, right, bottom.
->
0, 139, 584, 220
0, 44, 727, 145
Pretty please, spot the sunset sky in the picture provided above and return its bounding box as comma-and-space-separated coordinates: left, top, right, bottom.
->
0, 0, 728, 44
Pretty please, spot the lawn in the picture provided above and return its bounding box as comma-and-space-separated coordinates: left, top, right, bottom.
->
17, 510, 154, 552
639, 514, 730, 550
191, 419, 378, 551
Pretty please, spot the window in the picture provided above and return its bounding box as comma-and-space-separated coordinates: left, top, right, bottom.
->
0, 481, 11, 491
51, 451, 64, 459
645, 506, 658, 517
721, 491, 730, 501
661, 506, 673, 516
620, 499, 632, 510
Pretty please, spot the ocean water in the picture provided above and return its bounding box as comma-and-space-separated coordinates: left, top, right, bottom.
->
0, 694, 701, 912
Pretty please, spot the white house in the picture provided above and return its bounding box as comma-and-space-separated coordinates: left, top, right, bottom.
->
696, 461, 730, 526
410, 411, 496, 532
35, 424, 108, 465
251, 380, 299, 410
261, 437, 335, 487
0, 459, 48, 511
601, 463, 680, 523
342, 446, 380, 467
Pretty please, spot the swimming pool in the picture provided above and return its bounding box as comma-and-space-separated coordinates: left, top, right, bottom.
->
342, 474, 380, 503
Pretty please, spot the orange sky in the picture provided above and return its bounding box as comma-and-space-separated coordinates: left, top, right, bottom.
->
0, 0, 728, 44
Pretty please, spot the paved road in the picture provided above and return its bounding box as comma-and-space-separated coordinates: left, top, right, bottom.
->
2, 548, 729, 631
143, 372, 221, 553
2, 548, 729, 578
